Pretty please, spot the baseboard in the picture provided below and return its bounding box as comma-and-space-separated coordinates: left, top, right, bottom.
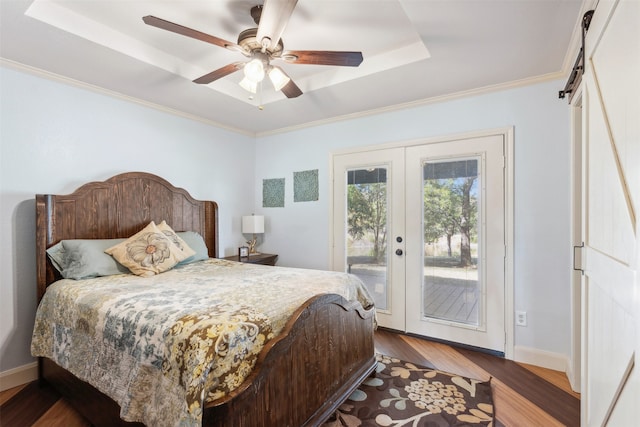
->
513, 345, 568, 372
565, 357, 581, 393
0, 362, 38, 392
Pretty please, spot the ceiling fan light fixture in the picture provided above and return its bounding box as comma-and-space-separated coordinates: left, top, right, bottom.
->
244, 57, 265, 82
143, 2, 363, 101
239, 77, 258, 93
268, 66, 290, 91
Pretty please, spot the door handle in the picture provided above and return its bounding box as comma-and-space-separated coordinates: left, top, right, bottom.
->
573, 242, 584, 274
395, 249, 403, 256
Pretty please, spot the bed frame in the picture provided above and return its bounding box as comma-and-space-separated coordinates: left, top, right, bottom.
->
35, 171, 376, 427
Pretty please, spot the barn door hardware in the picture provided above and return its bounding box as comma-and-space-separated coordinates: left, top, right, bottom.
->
558, 10, 594, 102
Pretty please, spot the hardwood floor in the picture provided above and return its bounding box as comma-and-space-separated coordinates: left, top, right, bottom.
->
375, 330, 580, 426
0, 330, 580, 426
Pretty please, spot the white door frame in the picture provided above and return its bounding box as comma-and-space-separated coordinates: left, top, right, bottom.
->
569, 89, 583, 393
329, 127, 515, 360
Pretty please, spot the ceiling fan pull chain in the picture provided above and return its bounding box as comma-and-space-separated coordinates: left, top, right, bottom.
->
258, 80, 265, 111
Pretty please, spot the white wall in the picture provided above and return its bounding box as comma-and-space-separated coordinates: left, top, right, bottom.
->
0, 66, 255, 373
254, 79, 572, 359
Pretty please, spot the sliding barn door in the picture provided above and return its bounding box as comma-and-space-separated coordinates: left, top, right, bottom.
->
581, 1, 639, 425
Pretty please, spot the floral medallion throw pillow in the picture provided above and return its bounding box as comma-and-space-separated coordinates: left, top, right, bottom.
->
105, 221, 195, 277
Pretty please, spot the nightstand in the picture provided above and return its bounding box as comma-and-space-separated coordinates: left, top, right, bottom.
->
223, 253, 278, 266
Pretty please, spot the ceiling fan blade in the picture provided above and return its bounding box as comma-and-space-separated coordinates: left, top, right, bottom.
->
193, 62, 244, 84
255, 0, 298, 52
281, 78, 303, 98
282, 50, 363, 67
143, 15, 241, 51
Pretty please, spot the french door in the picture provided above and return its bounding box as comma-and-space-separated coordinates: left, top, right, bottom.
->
332, 148, 406, 331
332, 133, 507, 353
405, 135, 505, 352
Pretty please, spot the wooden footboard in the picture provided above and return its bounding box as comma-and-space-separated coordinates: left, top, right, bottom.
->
204, 293, 376, 427
41, 293, 375, 427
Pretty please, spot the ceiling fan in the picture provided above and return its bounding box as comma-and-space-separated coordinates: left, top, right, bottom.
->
143, 0, 364, 99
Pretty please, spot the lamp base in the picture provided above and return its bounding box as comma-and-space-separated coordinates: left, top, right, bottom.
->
247, 235, 259, 254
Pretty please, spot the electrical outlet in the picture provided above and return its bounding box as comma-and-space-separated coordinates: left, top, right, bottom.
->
516, 311, 527, 326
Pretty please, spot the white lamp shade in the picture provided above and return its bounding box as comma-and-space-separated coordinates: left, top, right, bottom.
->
268, 66, 290, 91
243, 58, 265, 82
239, 77, 258, 93
242, 215, 264, 234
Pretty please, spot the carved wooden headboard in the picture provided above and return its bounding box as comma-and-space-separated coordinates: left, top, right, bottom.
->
35, 172, 219, 300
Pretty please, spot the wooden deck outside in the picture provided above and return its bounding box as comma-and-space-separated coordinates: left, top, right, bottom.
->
423, 268, 479, 324
351, 261, 479, 324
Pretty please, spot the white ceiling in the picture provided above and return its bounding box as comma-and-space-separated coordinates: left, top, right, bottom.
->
0, 0, 586, 136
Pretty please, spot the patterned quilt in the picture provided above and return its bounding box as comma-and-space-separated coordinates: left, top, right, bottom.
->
31, 259, 374, 427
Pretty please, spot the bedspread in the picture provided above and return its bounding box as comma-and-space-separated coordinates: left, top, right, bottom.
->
31, 259, 374, 427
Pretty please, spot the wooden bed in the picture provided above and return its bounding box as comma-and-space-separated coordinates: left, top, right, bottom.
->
35, 171, 376, 427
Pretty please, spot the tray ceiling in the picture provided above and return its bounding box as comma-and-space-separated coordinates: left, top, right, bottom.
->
0, 0, 586, 135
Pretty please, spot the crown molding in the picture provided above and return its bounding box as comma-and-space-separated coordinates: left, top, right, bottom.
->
257, 70, 566, 137
0, 58, 254, 137
2, 56, 569, 140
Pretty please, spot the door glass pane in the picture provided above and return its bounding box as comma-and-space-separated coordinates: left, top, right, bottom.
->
422, 158, 480, 326
346, 167, 389, 310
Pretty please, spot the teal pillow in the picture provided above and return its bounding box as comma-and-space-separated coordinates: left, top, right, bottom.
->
176, 231, 210, 265
47, 239, 130, 279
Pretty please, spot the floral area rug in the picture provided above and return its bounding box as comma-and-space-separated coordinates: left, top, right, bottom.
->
323, 354, 494, 427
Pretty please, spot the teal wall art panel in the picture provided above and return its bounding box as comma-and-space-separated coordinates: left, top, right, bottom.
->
263, 178, 285, 207
293, 169, 319, 202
